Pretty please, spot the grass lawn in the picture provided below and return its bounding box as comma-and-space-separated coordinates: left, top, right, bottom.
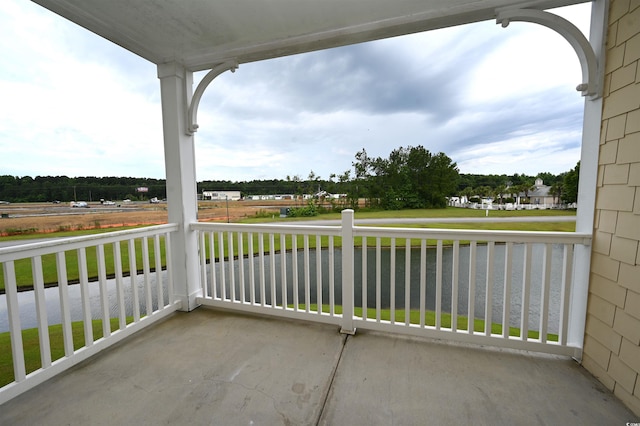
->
240, 206, 576, 223
306, 303, 557, 342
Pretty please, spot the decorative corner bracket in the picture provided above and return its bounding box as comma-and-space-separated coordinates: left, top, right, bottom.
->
496, 8, 601, 99
186, 60, 239, 135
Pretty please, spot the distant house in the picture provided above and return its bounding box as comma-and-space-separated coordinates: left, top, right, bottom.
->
202, 190, 241, 201
524, 178, 555, 207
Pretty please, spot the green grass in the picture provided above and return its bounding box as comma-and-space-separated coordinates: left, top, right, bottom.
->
0, 317, 133, 387
241, 206, 576, 223
304, 303, 558, 342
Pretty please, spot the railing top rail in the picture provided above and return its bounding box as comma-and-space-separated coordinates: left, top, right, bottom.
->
0, 223, 179, 262
191, 220, 590, 245
353, 225, 592, 245
191, 221, 341, 236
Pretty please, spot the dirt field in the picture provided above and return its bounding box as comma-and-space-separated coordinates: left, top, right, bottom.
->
0, 200, 295, 236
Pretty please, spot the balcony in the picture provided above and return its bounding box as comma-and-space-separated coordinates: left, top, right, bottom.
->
0, 307, 634, 424
0, 212, 635, 422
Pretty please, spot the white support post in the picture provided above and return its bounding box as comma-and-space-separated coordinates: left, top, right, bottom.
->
568, 0, 608, 359
157, 62, 202, 311
340, 209, 356, 334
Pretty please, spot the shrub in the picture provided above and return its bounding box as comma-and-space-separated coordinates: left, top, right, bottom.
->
288, 202, 318, 217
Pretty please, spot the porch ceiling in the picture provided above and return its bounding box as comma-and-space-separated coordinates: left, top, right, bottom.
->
33, 0, 587, 71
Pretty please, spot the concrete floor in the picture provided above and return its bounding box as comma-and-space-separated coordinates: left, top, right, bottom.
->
0, 308, 636, 425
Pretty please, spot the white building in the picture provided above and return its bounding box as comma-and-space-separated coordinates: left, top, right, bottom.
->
202, 190, 241, 201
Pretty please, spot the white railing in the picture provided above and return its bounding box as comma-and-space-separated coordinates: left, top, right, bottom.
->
0, 224, 180, 404
193, 210, 591, 357
192, 221, 344, 327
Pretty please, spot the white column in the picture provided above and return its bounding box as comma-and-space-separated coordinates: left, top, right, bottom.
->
157, 62, 201, 311
568, 0, 608, 359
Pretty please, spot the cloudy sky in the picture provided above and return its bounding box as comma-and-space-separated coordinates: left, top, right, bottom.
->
1, 1, 591, 182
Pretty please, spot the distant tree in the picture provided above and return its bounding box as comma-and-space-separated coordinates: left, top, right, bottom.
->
494, 184, 507, 204
460, 186, 474, 204
350, 145, 458, 210
517, 180, 534, 203
549, 182, 563, 206
536, 172, 557, 185
563, 162, 580, 204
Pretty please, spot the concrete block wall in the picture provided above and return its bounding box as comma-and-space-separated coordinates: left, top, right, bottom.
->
583, 0, 640, 416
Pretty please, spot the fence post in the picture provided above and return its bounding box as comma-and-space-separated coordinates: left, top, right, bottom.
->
158, 62, 202, 311
341, 209, 356, 334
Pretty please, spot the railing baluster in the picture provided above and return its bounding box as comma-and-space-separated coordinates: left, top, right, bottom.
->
56, 251, 74, 356
362, 236, 368, 321
280, 234, 287, 309
329, 236, 335, 316
154, 235, 163, 308
270, 233, 276, 308
390, 238, 396, 325
3, 261, 26, 382
77, 247, 93, 347
292, 234, 298, 311
97, 245, 111, 338
419, 239, 426, 328
521, 243, 533, 340
436, 240, 443, 330
405, 239, 411, 326
467, 241, 476, 334
239, 232, 246, 304
451, 241, 460, 332
32, 255, 52, 368
128, 239, 140, 322
248, 232, 255, 305
259, 233, 265, 306
316, 235, 322, 315
166, 232, 175, 305
200, 231, 208, 299
559, 244, 574, 346
142, 237, 152, 315
218, 232, 226, 301
539, 243, 552, 342
304, 235, 310, 312
209, 231, 216, 299
502, 242, 513, 339
376, 237, 381, 322
228, 231, 236, 303
485, 242, 495, 336
113, 242, 126, 329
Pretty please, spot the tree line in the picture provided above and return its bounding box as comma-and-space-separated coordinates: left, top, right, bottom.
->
0, 148, 580, 208
0, 175, 167, 203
